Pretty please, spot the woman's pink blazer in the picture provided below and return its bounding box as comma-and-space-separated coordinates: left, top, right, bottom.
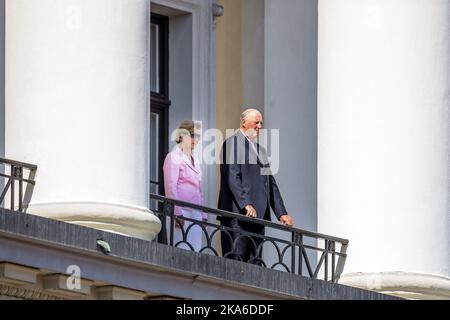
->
163, 147, 206, 219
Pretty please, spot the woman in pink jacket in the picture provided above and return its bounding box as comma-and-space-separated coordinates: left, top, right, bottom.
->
163, 120, 206, 252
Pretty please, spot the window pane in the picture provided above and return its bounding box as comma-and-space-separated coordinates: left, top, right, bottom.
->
150, 182, 159, 210
150, 112, 160, 183
150, 111, 160, 206
150, 23, 160, 93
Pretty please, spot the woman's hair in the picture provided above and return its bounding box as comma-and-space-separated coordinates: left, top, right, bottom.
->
175, 120, 201, 144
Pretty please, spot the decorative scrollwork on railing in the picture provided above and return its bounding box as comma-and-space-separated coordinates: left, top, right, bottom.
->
150, 194, 348, 283
0, 158, 37, 212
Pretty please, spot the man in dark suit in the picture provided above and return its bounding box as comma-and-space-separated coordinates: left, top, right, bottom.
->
218, 109, 294, 264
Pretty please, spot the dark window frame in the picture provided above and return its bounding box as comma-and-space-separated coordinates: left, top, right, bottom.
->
150, 13, 170, 199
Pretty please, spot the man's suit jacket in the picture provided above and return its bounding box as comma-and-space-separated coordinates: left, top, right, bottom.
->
218, 131, 287, 221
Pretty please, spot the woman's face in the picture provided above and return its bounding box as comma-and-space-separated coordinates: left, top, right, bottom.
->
190, 133, 200, 150
182, 133, 199, 151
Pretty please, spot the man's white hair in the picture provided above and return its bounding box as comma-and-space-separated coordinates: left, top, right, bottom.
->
240, 108, 262, 124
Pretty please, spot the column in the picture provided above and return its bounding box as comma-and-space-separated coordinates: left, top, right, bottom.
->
318, 0, 450, 299
5, 0, 160, 240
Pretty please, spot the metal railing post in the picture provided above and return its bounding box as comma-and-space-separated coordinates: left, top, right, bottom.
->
164, 201, 175, 246
291, 232, 296, 274
298, 234, 303, 276
10, 165, 15, 211
157, 202, 168, 245
331, 241, 336, 282
324, 240, 329, 281
17, 166, 23, 212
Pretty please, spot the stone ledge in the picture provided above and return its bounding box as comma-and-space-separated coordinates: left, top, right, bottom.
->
42, 274, 94, 296
0, 262, 39, 285
95, 285, 147, 300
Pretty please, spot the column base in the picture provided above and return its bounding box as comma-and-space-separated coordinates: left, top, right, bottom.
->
25, 201, 161, 241
339, 272, 450, 300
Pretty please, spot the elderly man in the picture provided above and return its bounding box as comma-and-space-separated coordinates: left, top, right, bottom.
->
218, 108, 294, 264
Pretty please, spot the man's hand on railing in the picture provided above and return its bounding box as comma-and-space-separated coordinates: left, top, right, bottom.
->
244, 204, 257, 218
279, 214, 294, 227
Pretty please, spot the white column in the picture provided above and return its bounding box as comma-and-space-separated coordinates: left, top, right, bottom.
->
5, 0, 161, 240
318, 0, 450, 299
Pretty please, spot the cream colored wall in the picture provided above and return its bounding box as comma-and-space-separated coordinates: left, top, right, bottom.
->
216, 0, 243, 134
242, 0, 265, 109
215, 0, 244, 200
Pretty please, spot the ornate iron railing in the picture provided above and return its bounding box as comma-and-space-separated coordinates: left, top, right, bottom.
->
0, 158, 37, 212
150, 193, 349, 283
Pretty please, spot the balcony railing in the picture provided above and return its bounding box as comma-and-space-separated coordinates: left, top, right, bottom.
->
0, 158, 37, 212
150, 193, 349, 283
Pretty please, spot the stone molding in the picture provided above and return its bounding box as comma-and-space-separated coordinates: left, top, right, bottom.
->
0, 284, 64, 300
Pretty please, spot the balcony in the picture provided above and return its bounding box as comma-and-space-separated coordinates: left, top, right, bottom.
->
0, 158, 399, 299
151, 194, 348, 283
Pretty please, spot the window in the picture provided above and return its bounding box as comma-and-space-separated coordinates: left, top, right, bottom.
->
150, 13, 170, 209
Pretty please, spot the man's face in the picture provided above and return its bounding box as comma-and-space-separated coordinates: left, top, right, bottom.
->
243, 112, 263, 140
